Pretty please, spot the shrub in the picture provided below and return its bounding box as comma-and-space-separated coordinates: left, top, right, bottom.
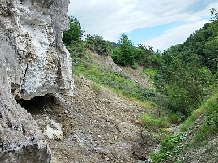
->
85, 34, 111, 55
111, 34, 137, 66
139, 114, 170, 128
154, 50, 215, 118
151, 133, 187, 163
63, 16, 84, 46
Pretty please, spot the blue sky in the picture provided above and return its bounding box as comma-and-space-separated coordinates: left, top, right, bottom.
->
68, 0, 218, 51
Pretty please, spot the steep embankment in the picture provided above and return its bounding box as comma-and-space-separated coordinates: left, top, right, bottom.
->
173, 92, 218, 163
88, 50, 154, 89
31, 76, 157, 163
151, 91, 218, 163
27, 51, 158, 162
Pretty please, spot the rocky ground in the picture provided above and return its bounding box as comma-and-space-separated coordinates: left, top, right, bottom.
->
20, 51, 218, 163
23, 51, 160, 163
28, 75, 157, 163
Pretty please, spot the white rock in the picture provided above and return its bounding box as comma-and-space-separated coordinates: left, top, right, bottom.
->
44, 124, 63, 141
0, 0, 72, 162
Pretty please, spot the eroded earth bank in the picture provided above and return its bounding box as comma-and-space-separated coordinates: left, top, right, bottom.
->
0, 0, 154, 162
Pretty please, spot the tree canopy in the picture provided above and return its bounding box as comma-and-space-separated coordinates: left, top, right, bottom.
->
85, 34, 112, 56
154, 19, 218, 117
63, 16, 84, 46
111, 34, 158, 68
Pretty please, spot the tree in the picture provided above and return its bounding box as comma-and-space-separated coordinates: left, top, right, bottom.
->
85, 34, 111, 55
63, 16, 84, 46
154, 46, 215, 117
111, 34, 136, 67
182, 19, 218, 73
210, 8, 218, 21
136, 44, 162, 67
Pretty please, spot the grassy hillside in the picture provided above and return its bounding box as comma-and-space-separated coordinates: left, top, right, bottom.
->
151, 90, 218, 163
63, 16, 218, 162
149, 19, 218, 163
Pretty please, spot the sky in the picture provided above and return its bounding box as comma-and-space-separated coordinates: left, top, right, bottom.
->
68, 0, 218, 51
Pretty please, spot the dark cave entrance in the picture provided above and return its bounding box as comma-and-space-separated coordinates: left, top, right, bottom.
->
17, 94, 56, 114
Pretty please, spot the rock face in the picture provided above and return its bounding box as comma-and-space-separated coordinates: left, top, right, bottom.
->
0, 0, 73, 100
0, 91, 51, 163
0, 0, 72, 162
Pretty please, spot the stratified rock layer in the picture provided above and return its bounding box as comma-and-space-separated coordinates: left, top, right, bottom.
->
0, 0, 72, 162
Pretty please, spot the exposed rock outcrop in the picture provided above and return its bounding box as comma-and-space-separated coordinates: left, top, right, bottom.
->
0, 0, 73, 162
0, 0, 73, 100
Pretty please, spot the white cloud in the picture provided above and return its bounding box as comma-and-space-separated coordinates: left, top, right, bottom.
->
68, 0, 218, 48
143, 20, 208, 51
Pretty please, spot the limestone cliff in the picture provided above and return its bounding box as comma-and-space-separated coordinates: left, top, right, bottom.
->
0, 0, 73, 162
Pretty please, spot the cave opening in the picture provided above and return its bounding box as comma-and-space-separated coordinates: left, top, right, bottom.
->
17, 94, 56, 114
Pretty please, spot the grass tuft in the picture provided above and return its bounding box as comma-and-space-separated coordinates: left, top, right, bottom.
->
139, 114, 170, 128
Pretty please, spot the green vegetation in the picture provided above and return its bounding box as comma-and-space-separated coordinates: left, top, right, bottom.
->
154, 20, 217, 118
151, 133, 187, 163
149, 19, 218, 162
91, 82, 102, 94
63, 16, 84, 46
139, 113, 170, 128
179, 107, 205, 132
143, 68, 157, 79
63, 14, 218, 163
182, 21, 218, 74
73, 53, 158, 102
194, 91, 218, 144
111, 34, 137, 67
150, 91, 218, 163
85, 34, 112, 55
111, 34, 160, 68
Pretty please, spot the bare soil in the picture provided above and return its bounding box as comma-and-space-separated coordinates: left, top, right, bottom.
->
29, 76, 157, 163
27, 52, 158, 163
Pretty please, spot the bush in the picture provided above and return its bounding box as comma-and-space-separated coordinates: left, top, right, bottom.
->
63, 16, 84, 46
143, 68, 157, 79
111, 34, 137, 66
154, 50, 215, 117
151, 133, 187, 163
85, 34, 111, 55
139, 114, 170, 128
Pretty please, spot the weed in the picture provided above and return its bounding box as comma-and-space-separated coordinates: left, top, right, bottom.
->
136, 100, 157, 110
139, 114, 170, 129
150, 133, 187, 163
193, 92, 218, 144
143, 68, 157, 79
180, 107, 205, 132
91, 83, 101, 94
